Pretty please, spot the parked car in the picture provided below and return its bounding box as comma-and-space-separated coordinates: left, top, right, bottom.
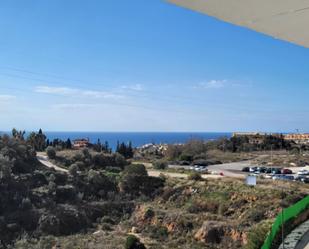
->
272, 169, 282, 175
281, 169, 293, 174
266, 168, 272, 174
242, 167, 250, 172
260, 167, 267, 173
302, 178, 309, 183
194, 166, 208, 173
273, 175, 294, 181
192, 160, 209, 167
297, 170, 309, 175
179, 161, 190, 166
249, 167, 257, 172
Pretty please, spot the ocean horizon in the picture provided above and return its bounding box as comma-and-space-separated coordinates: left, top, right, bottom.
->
0, 131, 232, 151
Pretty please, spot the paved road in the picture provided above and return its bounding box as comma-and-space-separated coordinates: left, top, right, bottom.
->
36, 152, 68, 173
207, 161, 249, 178
169, 161, 250, 178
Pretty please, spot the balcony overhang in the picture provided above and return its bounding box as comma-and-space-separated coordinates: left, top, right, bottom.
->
168, 0, 309, 48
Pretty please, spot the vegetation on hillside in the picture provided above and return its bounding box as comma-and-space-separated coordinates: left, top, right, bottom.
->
1, 130, 309, 249
0, 133, 162, 248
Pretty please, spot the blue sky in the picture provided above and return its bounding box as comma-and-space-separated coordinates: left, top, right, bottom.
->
1, 0, 309, 132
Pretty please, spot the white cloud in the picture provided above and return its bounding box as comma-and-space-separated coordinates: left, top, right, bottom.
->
52, 103, 97, 110
0, 95, 16, 101
35, 86, 77, 95
82, 90, 123, 99
121, 84, 143, 91
197, 80, 227, 89
34, 85, 123, 99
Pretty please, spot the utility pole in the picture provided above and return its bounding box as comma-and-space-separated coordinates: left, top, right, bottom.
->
281, 186, 285, 249
271, 144, 273, 165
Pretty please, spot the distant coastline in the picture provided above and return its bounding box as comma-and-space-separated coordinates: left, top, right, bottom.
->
0, 131, 231, 151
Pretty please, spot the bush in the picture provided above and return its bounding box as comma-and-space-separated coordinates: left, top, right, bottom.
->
153, 160, 167, 170
245, 220, 272, 249
68, 164, 79, 177
125, 235, 146, 249
188, 172, 202, 181
124, 164, 147, 176
144, 208, 155, 220
179, 153, 193, 162
147, 225, 168, 240
120, 164, 164, 197
115, 153, 127, 168
46, 147, 56, 159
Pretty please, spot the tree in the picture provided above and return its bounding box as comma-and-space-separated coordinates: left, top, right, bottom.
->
27, 129, 46, 151
103, 141, 111, 153
116, 141, 134, 159
66, 139, 72, 149
120, 164, 164, 197
123, 164, 148, 176
69, 164, 79, 177
46, 146, 56, 159
188, 172, 202, 181
125, 235, 146, 249
0, 155, 13, 180
153, 160, 167, 170
12, 128, 25, 141
93, 139, 102, 152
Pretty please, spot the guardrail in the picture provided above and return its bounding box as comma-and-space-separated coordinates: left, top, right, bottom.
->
261, 195, 309, 249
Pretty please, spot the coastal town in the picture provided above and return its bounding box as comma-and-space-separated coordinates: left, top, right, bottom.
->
2, 0, 309, 249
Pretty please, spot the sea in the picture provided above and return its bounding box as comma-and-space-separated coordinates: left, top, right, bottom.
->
0, 131, 231, 151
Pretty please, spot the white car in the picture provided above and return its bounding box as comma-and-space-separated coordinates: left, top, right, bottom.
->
298, 170, 309, 175
249, 167, 257, 172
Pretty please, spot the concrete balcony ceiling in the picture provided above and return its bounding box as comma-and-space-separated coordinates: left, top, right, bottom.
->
168, 0, 309, 48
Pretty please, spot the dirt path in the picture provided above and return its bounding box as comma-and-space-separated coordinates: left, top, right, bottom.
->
36, 152, 68, 173
37, 156, 239, 180
147, 170, 223, 179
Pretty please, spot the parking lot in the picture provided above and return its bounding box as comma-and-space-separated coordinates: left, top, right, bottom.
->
242, 166, 309, 183
168, 162, 309, 183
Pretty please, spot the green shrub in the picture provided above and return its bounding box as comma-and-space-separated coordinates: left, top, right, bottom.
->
46, 147, 56, 159
68, 164, 79, 177
125, 235, 146, 249
245, 220, 272, 249
179, 153, 193, 162
153, 160, 167, 170
144, 208, 155, 220
148, 225, 168, 240
124, 164, 147, 176
188, 172, 202, 181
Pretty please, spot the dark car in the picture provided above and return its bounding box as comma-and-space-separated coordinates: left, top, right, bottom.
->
192, 160, 209, 167
282, 169, 293, 174
242, 167, 250, 172
302, 178, 309, 183
179, 161, 190, 166
295, 175, 306, 181
266, 168, 272, 174
259, 167, 267, 173
272, 169, 282, 174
